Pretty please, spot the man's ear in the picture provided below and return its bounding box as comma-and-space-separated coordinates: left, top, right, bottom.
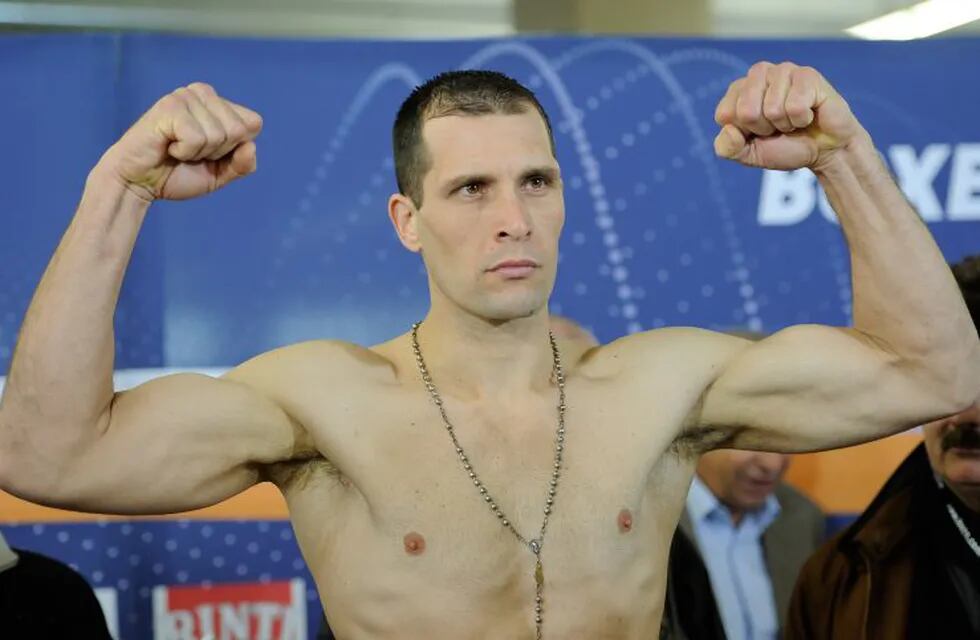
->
388, 193, 421, 253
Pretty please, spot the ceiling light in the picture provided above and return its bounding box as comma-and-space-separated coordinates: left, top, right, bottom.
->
846, 0, 980, 40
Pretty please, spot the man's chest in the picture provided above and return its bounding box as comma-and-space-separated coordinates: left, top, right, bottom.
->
299, 381, 694, 572
277, 376, 700, 640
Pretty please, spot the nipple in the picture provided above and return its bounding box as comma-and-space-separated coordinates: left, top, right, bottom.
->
617, 509, 634, 533
403, 532, 426, 555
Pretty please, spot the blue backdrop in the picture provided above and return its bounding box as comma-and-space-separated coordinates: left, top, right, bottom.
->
1, 33, 979, 639
3, 34, 979, 372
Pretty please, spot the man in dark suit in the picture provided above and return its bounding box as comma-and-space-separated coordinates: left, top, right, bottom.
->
0, 532, 112, 639
660, 526, 727, 640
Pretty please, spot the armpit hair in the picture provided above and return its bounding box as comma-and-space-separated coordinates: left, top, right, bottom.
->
667, 382, 747, 458
261, 453, 343, 492
669, 424, 746, 458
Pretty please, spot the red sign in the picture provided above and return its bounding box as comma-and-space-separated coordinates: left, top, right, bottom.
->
153, 579, 307, 640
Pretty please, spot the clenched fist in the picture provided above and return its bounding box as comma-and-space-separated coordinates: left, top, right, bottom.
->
99, 83, 263, 202
713, 62, 866, 171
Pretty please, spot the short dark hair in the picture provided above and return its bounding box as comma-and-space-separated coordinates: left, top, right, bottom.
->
392, 70, 556, 208
952, 254, 980, 331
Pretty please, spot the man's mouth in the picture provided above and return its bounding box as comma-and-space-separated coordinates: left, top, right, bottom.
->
942, 424, 980, 452
488, 259, 540, 278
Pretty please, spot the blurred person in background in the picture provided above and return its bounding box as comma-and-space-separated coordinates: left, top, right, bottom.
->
787, 255, 980, 640
0, 531, 112, 638
660, 523, 726, 640
675, 447, 823, 640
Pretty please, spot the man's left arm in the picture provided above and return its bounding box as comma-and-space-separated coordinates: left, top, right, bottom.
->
695, 62, 980, 453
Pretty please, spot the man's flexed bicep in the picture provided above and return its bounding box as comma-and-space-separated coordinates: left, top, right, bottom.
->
0, 81, 276, 514
699, 60, 980, 453
696, 326, 969, 453
1, 358, 310, 516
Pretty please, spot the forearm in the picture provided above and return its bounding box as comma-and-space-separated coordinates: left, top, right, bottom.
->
0, 168, 151, 479
819, 131, 980, 402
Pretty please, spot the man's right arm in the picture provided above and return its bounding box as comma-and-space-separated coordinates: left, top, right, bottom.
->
0, 83, 302, 514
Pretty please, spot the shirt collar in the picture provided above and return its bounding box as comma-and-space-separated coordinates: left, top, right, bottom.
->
688, 474, 723, 523
756, 491, 782, 530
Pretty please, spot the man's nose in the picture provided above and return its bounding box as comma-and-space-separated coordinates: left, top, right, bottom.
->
495, 192, 532, 240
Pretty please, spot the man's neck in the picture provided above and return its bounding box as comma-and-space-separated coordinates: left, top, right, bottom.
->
693, 475, 748, 527
728, 509, 746, 527
414, 306, 555, 400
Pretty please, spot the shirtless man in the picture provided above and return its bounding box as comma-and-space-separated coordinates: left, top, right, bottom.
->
1, 63, 977, 639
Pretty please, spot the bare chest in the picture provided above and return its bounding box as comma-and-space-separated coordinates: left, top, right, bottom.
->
281, 379, 698, 637
337, 378, 690, 536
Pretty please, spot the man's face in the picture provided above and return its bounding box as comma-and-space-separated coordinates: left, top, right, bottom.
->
697, 449, 791, 514
923, 402, 980, 488
411, 110, 564, 321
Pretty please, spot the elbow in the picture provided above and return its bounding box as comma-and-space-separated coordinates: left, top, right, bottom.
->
0, 401, 31, 495
949, 342, 980, 409
0, 452, 10, 496
0, 409, 87, 506
0, 408, 15, 494
912, 340, 980, 415
0, 429, 37, 502
0, 443, 78, 510
0, 446, 37, 503
935, 310, 980, 410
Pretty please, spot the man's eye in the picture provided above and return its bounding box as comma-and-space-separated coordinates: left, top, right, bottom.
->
461, 183, 483, 196
527, 176, 549, 189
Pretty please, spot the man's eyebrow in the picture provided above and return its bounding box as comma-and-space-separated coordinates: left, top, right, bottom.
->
443, 174, 494, 193
442, 166, 560, 194
521, 166, 560, 181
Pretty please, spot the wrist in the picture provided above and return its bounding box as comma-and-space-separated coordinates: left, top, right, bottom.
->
84, 163, 156, 211
72, 166, 153, 254
812, 129, 884, 183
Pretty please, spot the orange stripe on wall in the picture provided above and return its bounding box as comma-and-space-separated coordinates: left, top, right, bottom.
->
0, 482, 289, 524
784, 432, 921, 514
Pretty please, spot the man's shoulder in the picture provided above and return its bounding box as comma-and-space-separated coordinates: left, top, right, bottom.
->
588, 326, 750, 374
776, 482, 824, 518
607, 325, 746, 348
231, 338, 399, 387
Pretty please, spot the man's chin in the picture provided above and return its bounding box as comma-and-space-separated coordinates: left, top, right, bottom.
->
734, 493, 769, 513
472, 306, 542, 323
942, 451, 980, 486
472, 293, 549, 322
